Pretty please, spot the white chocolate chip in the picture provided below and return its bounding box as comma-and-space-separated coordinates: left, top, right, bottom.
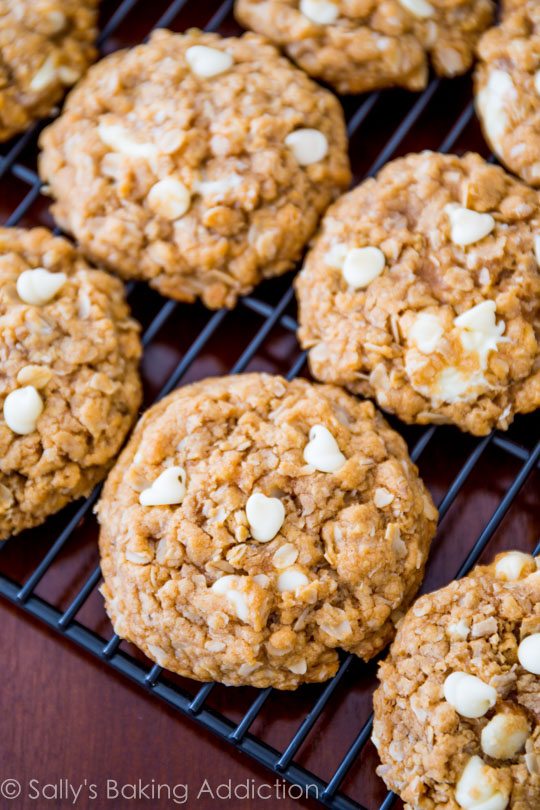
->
211, 575, 249, 622
374, 487, 394, 508
299, 0, 339, 24
443, 671, 497, 718
481, 713, 529, 760
272, 543, 299, 569
534, 70, 540, 96
406, 356, 489, 405
3, 386, 44, 435
98, 122, 158, 159
446, 205, 495, 246
17, 268, 66, 306
147, 178, 191, 220
277, 568, 309, 593
534, 235, 540, 266
448, 619, 470, 641
16, 365, 52, 389
288, 658, 307, 675
454, 300, 505, 369
477, 70, 516, 150
454, 300, 500, 334
285, 129, 328, 166
245, 492, 285, 543
342, 247, 385, 289
30, 55, 57, 92
455, 756, 509, 810
303, 424, 346, 473
518, 633, 540, 675
139, 466, 186, 507
495, 551, 535, 581
437, 367, 488, 404
409, 312, 444, 354
397, 0, 435, 18
406, 300, 505, 405
185, 45, 233, 78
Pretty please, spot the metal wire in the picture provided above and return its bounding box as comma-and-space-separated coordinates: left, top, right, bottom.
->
0, 2, 538, 809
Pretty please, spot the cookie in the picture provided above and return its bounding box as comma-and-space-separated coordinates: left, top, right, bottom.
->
0, 0, 98, 142
296, 151, 540, 436
475, 0, 540, 187
97, 373, 437, 689
0, 227, 142, 541
373, 550, 540, 810
38, 29, 351, 310
235, 0, 494, 95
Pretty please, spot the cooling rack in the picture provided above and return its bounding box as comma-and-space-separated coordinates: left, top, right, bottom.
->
0, 1, 538, 808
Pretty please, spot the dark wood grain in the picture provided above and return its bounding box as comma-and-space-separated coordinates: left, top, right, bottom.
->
0, 1, 538, 809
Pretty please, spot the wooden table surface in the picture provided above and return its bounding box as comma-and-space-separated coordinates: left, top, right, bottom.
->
1, 1, 538, 809
1, 600, 319, 809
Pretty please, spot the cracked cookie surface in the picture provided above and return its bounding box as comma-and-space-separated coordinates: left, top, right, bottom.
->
296, 151, 540, 436
0, 0, 98, 141
97, 373, 437, 689
235, 0, 494, 95
373, 551, 540, 810
475, 0, 540, 187
0, 227, 142, 541
39, 28, 351, 309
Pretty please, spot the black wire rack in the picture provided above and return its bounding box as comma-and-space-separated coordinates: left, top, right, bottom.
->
0, 1, 539, 808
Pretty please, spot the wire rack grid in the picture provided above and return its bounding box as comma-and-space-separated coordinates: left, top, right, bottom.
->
0, 1, 539, 808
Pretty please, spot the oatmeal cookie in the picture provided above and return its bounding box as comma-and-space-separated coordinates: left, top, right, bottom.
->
38, 29, 351, 310
296, 151, 540, 436
373, 550, 540, 810
235, 0, 494, 95
97, 373, 437, 689
502, 0, 535, 13
475, 0, 540, 187
0, 227, 142, 541
0, 0, 98, 142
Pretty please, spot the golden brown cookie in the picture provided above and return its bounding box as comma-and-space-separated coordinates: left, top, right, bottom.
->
475, 0, 540, 187
0, 227, 142, 541
373, 550, 540, 810
38, 29, 351, 309
97, 373, 437, 689
296, 151, 540, 436
235, 0, 494, 95
0, 0, 98, 142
